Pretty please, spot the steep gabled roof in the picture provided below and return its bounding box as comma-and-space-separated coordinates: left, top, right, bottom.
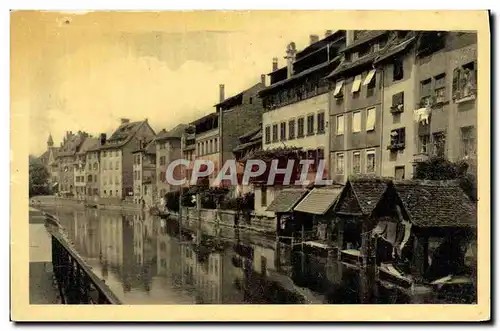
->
57, 134, 87, 157
335, 176, 392, 215
101, 120, 154, 150
76, 137, 99, 155
393, 180, 477, 228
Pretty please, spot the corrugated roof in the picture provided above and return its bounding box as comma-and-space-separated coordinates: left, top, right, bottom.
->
393, 180, 477, 228
265, 188, 308, 213
294, 187, 343, 215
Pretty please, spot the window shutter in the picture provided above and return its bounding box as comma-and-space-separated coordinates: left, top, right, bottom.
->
452, 67, 461, 99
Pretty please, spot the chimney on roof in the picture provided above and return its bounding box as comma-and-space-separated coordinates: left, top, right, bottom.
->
272, 57, 279, 72
309, 34, 319, 45
325, 30, 333, 37
100, 133, 106, 146
346, 30, 356, 46
285, 42, 297, 79
260, 74, 266, 87
121, 118, 130, 125
219, 84, 225, 103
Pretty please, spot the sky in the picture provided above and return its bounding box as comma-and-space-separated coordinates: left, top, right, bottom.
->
11, 10, 347, 156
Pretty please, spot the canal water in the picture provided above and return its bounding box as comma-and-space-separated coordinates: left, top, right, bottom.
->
39, 206, 475, 305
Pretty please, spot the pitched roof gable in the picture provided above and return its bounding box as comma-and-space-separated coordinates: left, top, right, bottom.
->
335, 176, 391, 215
101, 120, 154, 150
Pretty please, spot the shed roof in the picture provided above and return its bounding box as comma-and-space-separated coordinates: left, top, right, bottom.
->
265, 188, 309, 213
393, 180, 477, 228
294, 186, 343, 215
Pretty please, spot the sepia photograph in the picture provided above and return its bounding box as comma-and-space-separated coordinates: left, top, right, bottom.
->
11, 9, 490, 322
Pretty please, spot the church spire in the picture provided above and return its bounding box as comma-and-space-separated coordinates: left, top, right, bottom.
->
47, 133, 54, 148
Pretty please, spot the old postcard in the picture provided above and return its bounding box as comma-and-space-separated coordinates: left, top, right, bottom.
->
11, 10, 490, 322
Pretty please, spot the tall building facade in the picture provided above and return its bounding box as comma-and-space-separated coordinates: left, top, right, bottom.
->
99, 118, 156, 199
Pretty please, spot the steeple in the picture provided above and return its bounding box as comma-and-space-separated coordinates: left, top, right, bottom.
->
47, 133, 54, 148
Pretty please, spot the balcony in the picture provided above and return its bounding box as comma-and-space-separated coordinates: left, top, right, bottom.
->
412, 153, 429, 164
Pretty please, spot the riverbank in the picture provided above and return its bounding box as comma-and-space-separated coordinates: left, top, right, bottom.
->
30, 195, 142, 212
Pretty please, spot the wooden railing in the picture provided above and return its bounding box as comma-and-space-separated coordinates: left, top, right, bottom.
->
46, 214, 121, 304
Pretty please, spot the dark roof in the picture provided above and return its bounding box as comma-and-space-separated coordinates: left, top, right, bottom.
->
101, 120, 151, 150
76, 137, 99, 155
294, 186, 343, 215
57, 134, 87, 157
260, 56, 341, 94
156, 124, 188, 141
233, 139, 261, 153
393, 180, 477, 228
342, 30, 388, 52
238, 126, 261, 141
214, 83, 262, 108
374, 33, 417, 64
266, 188, 309, 213
349, 176, 392, 215
190, 112, 218, 126
39, 150, 49, 160
296, 30, 345, 58
325, 52, 378, 80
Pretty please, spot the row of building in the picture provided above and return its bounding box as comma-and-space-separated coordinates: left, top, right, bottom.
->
39, 29, 477, 213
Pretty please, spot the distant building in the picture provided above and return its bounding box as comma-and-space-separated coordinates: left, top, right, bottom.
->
155, 124, 186, 199
214, 78, 266, 190
39, 134, 60, 189
99, 118, 156, 199
74, 136, 99, 200
132, 139, 156, 207
56, 131, 89, 195
326, 30, 389, 184
376, 31, 477, 179
256, 30, 345, 216
85, 139, 102, 198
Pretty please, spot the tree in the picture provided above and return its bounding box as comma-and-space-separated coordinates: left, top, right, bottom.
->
413, 156, 477, 202
29, 155, 50, 197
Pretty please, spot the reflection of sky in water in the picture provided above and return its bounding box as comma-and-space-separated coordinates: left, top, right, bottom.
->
40, 206, 472, 305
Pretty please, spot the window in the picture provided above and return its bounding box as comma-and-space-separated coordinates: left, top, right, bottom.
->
363, 69, 377, 93
391, 92, 405, 114
433, 132, 446, 157
351, 75, 362, 94
418, 134, 430, 154
336, 153, 344, 174
352, 151, 361, 174
261, 256, 267, 275
110, 176, 113, 185
160, 156, 166, 165
261, 187, 267, 207
272, 124, 278, 142
358, 44, 371, 58
453, 61, 477, 101
434, 73, 446, 104
352, 111, 361, 133
88, 175, 92, 182
103, 151, 107, 157
288, 120, 295, 140
116, 176, 119, 184
317, 112, 325, 134
280, 122, 286, 141
336, 115, 344, 135
390, 128, 406, 149
94, 175, 97, 182
116, 190, 118, 197
395, 166, 405, 180
265, 126, 271, 144
461, 126, 475, 158
249, 97, 253, 104
366, 150, 376, 173
366, 107, 376, 131
214, 138, 218, 152
115, 161, 119, 170
421, 78, 432, 97
307, 114, 315, 135
297, 117, 305, 138
393, 58, 404, 81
